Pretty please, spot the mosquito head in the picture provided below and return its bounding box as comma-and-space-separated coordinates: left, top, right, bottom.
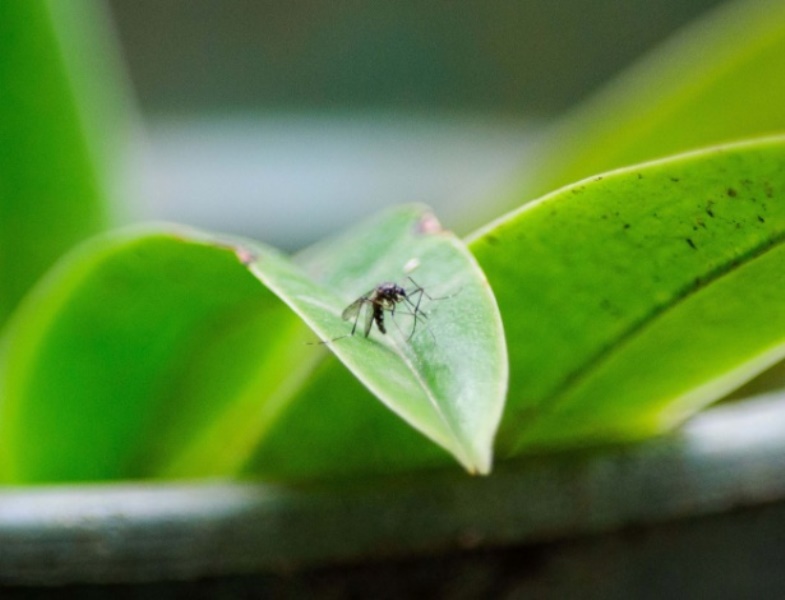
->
375, 282, 407, 303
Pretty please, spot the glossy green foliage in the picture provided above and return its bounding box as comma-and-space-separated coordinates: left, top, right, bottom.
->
243, 206, 507, 479
0, 231, 311, 482
0, 207, 506, 483
0, 0, 120, 326
520, 0, 785, 200
242, 353, 455, 481
4, 0, 785, 487
470, 136, 785, 453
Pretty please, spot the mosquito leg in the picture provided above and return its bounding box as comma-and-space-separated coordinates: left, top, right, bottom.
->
407, 276, 459, 303
405, 277, 429, 315
403, 298, 421, 340
351, 300, 372, 337
402, 278, 443, 343
389, 305, 408, 339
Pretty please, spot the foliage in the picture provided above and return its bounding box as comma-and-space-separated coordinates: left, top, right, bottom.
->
1, 0, 784, 483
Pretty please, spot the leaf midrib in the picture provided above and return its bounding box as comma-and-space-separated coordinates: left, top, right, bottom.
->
533, 226, 785, 422
385, 334, 475, 472
247, 252, 476, 472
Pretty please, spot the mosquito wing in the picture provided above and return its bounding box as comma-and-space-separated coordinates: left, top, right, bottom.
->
363, 304, 375, 337
341, 297, 366, 321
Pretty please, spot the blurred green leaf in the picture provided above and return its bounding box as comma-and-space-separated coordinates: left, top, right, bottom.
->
0, 0, 125, 326
0, 230, 310, 483
46, 0, 136, 204
518, 0, 785, 200
470, 136, 785, 453
0, 0, 125, 323
242, 353, 455, 482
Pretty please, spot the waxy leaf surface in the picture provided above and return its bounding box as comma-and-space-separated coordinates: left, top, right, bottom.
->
0, 206, 506, 482
470, 136, 785, 453
242, 205, 507, 475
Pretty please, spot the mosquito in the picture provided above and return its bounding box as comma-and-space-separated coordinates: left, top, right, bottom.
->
333, 277, 441, 342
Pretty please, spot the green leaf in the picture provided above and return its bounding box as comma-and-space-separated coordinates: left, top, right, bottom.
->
520, 0, 785, 199
469, 136, 785, 453
0, 206, 506, 482
242, 205, 507, 476
242, 353, 455, 482
0, 0, 125, 326
0, 229, 312, 483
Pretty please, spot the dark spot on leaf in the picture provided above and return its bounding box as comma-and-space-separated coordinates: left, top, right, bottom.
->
637, 173, 643, 180
485, 234, 499, 245
623, 223, 630, 229
758, 215, 766, 223
727, 187, 737, 197
670, 177, 680, 183
686, 238, 697, 250
599, 298, 622, 317
595, 176, 604, 182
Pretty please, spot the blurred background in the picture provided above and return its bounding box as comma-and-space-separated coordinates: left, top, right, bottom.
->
104, 0, 729, 249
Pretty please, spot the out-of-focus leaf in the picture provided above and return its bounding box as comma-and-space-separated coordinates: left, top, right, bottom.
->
0, 230, 313, 483
518, 0, 785, 200
242, 353, 454, 482
0, 0, 127, 326
469, 136, 785, 453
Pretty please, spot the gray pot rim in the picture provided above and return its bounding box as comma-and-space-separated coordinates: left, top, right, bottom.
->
2, 390, 785, 586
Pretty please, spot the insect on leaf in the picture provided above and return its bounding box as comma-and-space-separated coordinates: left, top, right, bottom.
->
242, 205, 508, 475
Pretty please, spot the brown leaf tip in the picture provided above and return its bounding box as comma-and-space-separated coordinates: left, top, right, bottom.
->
235, 246, 257, 266
416, 211, 443, 235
